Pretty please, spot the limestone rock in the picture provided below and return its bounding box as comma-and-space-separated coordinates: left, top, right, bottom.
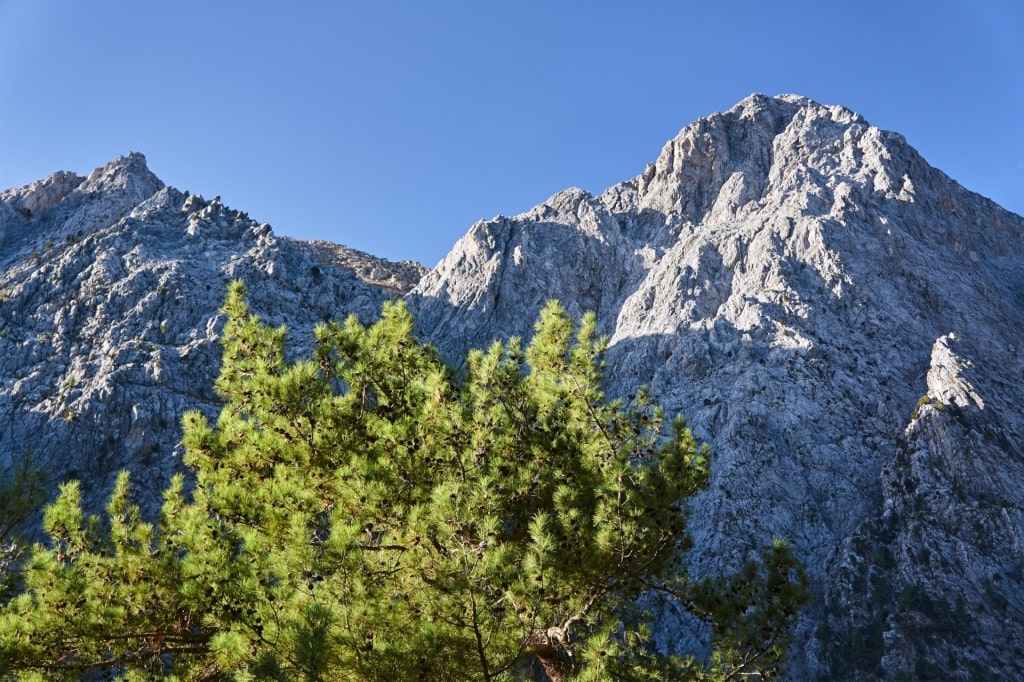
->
0, 169, 84, 219
408, 94, 1024, 679
0, 153, 424, 514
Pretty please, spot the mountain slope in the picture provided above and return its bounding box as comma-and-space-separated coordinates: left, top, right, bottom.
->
0, 153, 424, 513
408, 94, 1024, 679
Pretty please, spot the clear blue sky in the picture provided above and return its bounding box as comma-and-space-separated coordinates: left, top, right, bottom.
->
1, 1, 1021, 266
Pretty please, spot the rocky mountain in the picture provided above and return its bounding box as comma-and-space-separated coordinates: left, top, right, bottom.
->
407, 94, 1024, 679
2, 94, 1022, 679
0, 153, 424, 513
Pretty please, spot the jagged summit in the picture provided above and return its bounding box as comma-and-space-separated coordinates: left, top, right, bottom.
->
0, 153, 162, 221
634, 92, 972, 229
415, 93, 1021, 340
77, 151, 164, 200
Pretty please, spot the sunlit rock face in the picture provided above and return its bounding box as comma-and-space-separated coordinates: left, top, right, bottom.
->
408, 94, 1024, 680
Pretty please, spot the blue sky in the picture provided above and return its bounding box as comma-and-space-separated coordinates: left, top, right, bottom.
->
1, 1, 1021, 266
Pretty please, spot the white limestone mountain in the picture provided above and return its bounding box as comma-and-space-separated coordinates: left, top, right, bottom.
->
0, 153, 424, 514
2, 94, 1022, 679
406, 94, 1024, 679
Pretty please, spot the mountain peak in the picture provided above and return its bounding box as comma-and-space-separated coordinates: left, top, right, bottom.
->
410, 94, 1024, 679
0, 153, 162, 225
79, 151, 164, 201
726, 92, 866, 127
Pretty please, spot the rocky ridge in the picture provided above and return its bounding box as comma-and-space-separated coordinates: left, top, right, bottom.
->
0, 153, 423, 513
408, 94, 1024, 679
2, 95, 1023, 679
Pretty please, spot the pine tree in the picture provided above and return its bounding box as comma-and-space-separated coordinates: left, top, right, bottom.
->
0, 450, 48, 603
0, 282, 809, 680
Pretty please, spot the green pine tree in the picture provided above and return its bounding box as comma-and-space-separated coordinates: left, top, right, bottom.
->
0, 449, 48, 603
0, 282, 809, 680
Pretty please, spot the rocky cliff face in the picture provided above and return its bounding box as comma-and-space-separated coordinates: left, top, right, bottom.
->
0, 153, 424, 513
408, 94, 1024, 679
2, 94, 1022, 680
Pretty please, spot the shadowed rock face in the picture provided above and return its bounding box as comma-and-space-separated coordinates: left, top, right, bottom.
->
408, 94, 1024, 679
3, 95, 1022, 679
0, 153, 425, 513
